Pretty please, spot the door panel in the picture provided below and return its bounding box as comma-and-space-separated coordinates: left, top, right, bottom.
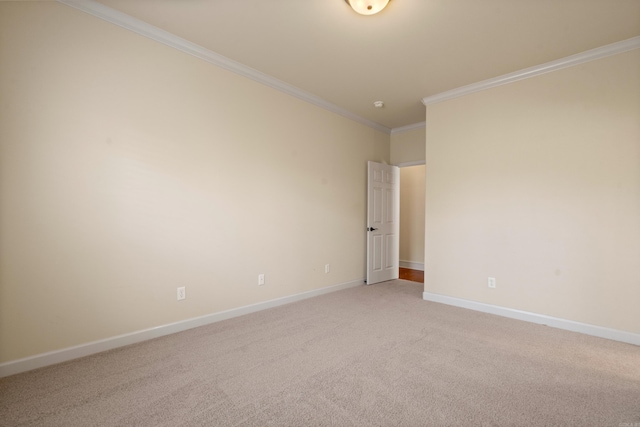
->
385, 235, 395, 269
373, 235, 383, 270
373, 187, 383, 223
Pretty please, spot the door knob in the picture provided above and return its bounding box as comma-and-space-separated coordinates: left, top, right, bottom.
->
367, 227, 378, 231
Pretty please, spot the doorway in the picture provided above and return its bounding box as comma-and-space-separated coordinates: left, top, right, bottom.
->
399, 164, 425, 283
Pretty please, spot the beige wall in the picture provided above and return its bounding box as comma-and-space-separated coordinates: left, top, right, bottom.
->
390, 126, 425, 165
424, 50, 640, 333
399, 165, 425, 265
0, 2, 389, 363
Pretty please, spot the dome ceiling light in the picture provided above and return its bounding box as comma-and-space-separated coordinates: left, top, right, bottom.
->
345, 0, 390, 16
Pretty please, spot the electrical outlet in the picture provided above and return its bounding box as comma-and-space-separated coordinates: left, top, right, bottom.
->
258, 274, 265, 286
177, 286, 186, 300
325, 264, 330, 274
488, 277, 496, 289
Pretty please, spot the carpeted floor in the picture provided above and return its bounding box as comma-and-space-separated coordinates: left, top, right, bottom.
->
1, 280, 639, 426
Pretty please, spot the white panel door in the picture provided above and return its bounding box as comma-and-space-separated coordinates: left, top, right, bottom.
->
367, 161, 399, 285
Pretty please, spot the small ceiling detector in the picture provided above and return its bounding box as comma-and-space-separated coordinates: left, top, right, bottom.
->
373, 101, 384, 108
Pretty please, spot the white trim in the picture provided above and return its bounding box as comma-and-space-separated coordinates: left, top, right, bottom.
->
395, 160, 425, 167
422, 291, 640, 346
0, 279, 364, 378
391, 121, 425, 135
399, 260, 424, 271
422, 36, 640, 106
56, 0, 390, 135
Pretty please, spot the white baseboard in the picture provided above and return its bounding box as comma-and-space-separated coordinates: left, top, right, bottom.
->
399, 261, 424, 271
422, 291, 640, 346
0, 279, 364, 378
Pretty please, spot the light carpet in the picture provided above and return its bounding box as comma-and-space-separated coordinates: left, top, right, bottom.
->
1, 280, 639, 426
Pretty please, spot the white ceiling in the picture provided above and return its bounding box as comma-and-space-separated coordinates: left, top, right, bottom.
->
95, 0, 640, 131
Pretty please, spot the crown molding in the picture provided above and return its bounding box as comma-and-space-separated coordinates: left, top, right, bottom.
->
57, 0, 391, 135
394, 160, 425, 167
422, 36, 640, 106
391, 121, 425, 135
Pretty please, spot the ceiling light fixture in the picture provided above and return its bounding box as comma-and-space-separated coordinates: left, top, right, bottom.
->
345, 0, 390, 16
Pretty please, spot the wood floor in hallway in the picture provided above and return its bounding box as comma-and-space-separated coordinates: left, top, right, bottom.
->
399, 267, 423, 283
